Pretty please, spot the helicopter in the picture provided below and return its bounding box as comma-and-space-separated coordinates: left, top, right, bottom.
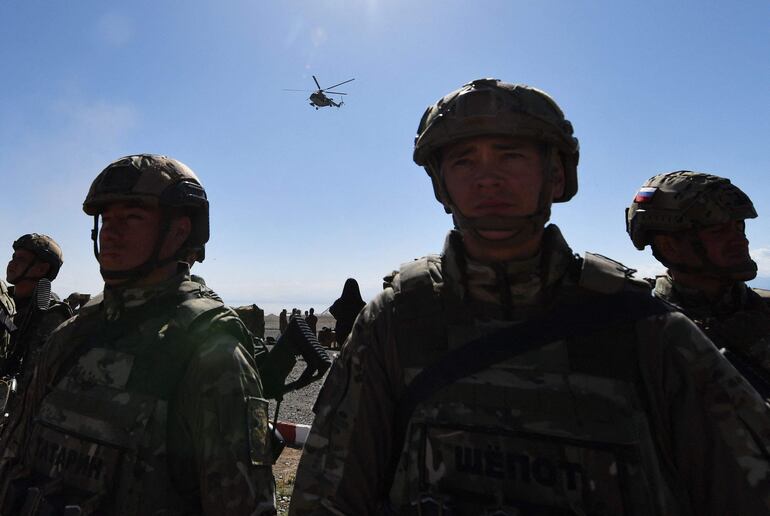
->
284, 76, 355, 109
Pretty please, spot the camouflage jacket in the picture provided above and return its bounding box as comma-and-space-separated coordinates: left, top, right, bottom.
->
0, 281, 15, 420
654, 274, 770, 387
0, 281, 14, 364
1, 292, 73, 380
0, 272, 276, 516
290, 226, 770, 516
0, 291, 72, 439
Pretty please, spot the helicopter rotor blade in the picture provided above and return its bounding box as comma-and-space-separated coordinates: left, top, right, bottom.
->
324, 91, 348, 95
312, 75, 322, 90
324, 78, 355, 91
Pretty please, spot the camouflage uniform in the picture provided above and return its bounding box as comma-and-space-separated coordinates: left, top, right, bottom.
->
654, 276, 770, 373
290, 81, 770, 515
0, 288, 72, 420
290, 228, 770, 515
0, 281, 15, 418
0, 155, 276, 515
0, 281, 14, 361
1, 234, 71, 427
627, 172, 770, 394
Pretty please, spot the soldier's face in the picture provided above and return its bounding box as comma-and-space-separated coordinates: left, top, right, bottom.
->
6, 249, 37, 284
98, 202, 164, 272
696, 220, 753, 271
440, 136, 564, 240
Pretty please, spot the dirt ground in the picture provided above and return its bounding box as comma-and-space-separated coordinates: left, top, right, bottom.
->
275, 446, 303, 515
269, 349, 337, 514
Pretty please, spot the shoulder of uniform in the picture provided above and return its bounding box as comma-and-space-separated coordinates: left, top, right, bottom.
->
38, 300, 74, 330
76, 292, 103, 318
0, 281, 14, 313
751, 288, 770, 308
174, 295, 228, 331
48, 298, 73, 316
579, 252, 652, 295
388, 254, 443, 294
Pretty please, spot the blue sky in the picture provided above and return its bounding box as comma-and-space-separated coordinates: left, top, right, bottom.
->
1, 0, 768, 314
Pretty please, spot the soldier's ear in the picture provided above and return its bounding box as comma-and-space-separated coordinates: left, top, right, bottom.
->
549, 149, 565, 200
169, 215, 192, 249
30, 261, 51, 279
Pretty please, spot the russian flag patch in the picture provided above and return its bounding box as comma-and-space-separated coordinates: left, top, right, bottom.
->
634, 187, 657, 203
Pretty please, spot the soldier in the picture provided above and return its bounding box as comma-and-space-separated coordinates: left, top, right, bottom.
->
2, 234, 73, 409
0, 280, 15, 418
289, 79, 770, 515
0, 155, 276, 515
627, 171, 770, 394
305, 307, 318, 336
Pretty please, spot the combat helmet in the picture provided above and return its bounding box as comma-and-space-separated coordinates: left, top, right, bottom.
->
12, 233, 64, 280
627, 171, 757, 276
84, 154, 209, 279
626, 171, 756, 250
413, 79, 579, 244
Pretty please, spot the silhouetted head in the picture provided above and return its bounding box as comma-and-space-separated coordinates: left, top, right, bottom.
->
340, 278, 363, 302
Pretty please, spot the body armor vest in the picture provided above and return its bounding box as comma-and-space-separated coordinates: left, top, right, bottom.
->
1, 280, 252, 516
386, 254, 684, 516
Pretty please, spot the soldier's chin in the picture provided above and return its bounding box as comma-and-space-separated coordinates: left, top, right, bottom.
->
475, 229, 518, 241
731, 266, 758, 282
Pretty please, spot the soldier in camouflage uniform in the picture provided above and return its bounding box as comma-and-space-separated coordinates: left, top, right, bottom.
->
2, 234, 73, 418
0, 281, 15, 418
0, 154, 276, 515
627, 171, 770, 395
289, 79, 770, 515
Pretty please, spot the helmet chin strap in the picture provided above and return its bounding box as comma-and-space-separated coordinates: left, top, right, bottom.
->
91, 211, 182, 285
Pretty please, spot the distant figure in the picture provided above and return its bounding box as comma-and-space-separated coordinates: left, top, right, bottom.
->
329, 278, 365, 348
305, 307, 318, 336
279, 308, 288, 334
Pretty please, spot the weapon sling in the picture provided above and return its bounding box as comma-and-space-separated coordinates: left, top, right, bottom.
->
386, 289, 671, 491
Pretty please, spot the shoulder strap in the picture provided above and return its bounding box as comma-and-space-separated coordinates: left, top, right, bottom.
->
386, 289, 671, 488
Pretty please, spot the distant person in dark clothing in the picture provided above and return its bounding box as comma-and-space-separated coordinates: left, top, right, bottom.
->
329, 278, 365, 349
279, 308, 288, 334
305, 307, 318, 336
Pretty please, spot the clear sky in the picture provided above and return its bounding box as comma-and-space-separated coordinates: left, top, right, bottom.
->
1, 0, 768, 314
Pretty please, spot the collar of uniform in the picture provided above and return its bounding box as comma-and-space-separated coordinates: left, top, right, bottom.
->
102, 270, 191, 321
442, 224, 575, 315
655, 274, 750, 318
